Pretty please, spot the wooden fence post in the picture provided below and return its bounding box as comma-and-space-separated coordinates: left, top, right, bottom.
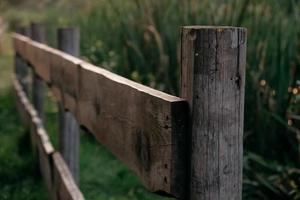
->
18, 26, 32, 37
180, 26, 247, 200
14, 52, 22, 85
14, 27, 23, 82
31, 23, 46, 121
57, 27, 80, 184
17, 26, 31, 94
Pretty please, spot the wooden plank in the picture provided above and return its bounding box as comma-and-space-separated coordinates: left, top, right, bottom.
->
13, 34, 31, 94
14, 76, 40, 147
180, 26, 246, 200
13, 34, 51, 82
23, 39, 36, 72
50, 52, 82, 114
52, 152, 84, 200
48, 49, 63, 102
13, 34, 28, 59
23, 99, 39, 149
12, 35, 21, 56
13, 76, 55, 197
13, 74, 80, 198
13, 33, 34, 62
13, 76, 41, 150
29, 111, 40, 150
23, 35, 33, 65
32, 43, 52, 83
36, 125, 55, 195
14, 81, 28, 126
13, 76, 22, 110
12, 34, 22, 54
77, 62, 188, 197
13, 34, 189, 197
13, 76, 30, 126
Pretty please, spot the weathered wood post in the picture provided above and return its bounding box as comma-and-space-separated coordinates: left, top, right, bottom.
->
57, 27, 80, 184
14, 44, 22, 84
16, 26, 31, 94
180, 26, 247, 200
31, 23, 46, 121
18, 26, 32, 37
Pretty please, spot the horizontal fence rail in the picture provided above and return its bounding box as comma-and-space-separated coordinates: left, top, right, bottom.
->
12, 25, 247, 200
13, 76, 84, 200
13, 33, 189, 198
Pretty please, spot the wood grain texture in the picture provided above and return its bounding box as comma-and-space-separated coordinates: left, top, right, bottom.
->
13, 34, 189, 197
181, 26, 246, 200
55, 28, 81, 113
13, 76, 30, 126
52, 152, 84, 200
13, 76, 34, 121
13, 34, 30, 94
29, 111, 40, 150
13, 76, 39, 147
13, 34, 28, 58
49, 48, 65, 101
36, 125, 55, 195
50, 52, 82, 113
29, 111, 55, 196
77, 62, 188, 197
13, 34, 52, 82
13, 76, 75, 199
30, 42, 52, 83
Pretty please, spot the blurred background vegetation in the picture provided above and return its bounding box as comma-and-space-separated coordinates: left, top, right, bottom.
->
0, 0, 300, 199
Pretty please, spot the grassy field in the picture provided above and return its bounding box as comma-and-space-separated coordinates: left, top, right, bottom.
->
0, 32, 169, 199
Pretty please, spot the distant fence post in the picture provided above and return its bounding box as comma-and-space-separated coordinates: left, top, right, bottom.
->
18, 26, 32, 37
16, 26, 31, 94
30, 23, 46, 121
57, 27, 80, 184
180, 26, 247, 200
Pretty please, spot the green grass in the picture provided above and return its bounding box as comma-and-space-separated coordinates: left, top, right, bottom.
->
0, 53, 47, 199
79, 134, 169, 200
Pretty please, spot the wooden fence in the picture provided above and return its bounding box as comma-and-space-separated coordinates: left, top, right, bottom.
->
13, 24, 247, 200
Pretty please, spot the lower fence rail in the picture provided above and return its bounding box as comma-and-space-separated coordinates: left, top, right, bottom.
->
13, 76, 84, 200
